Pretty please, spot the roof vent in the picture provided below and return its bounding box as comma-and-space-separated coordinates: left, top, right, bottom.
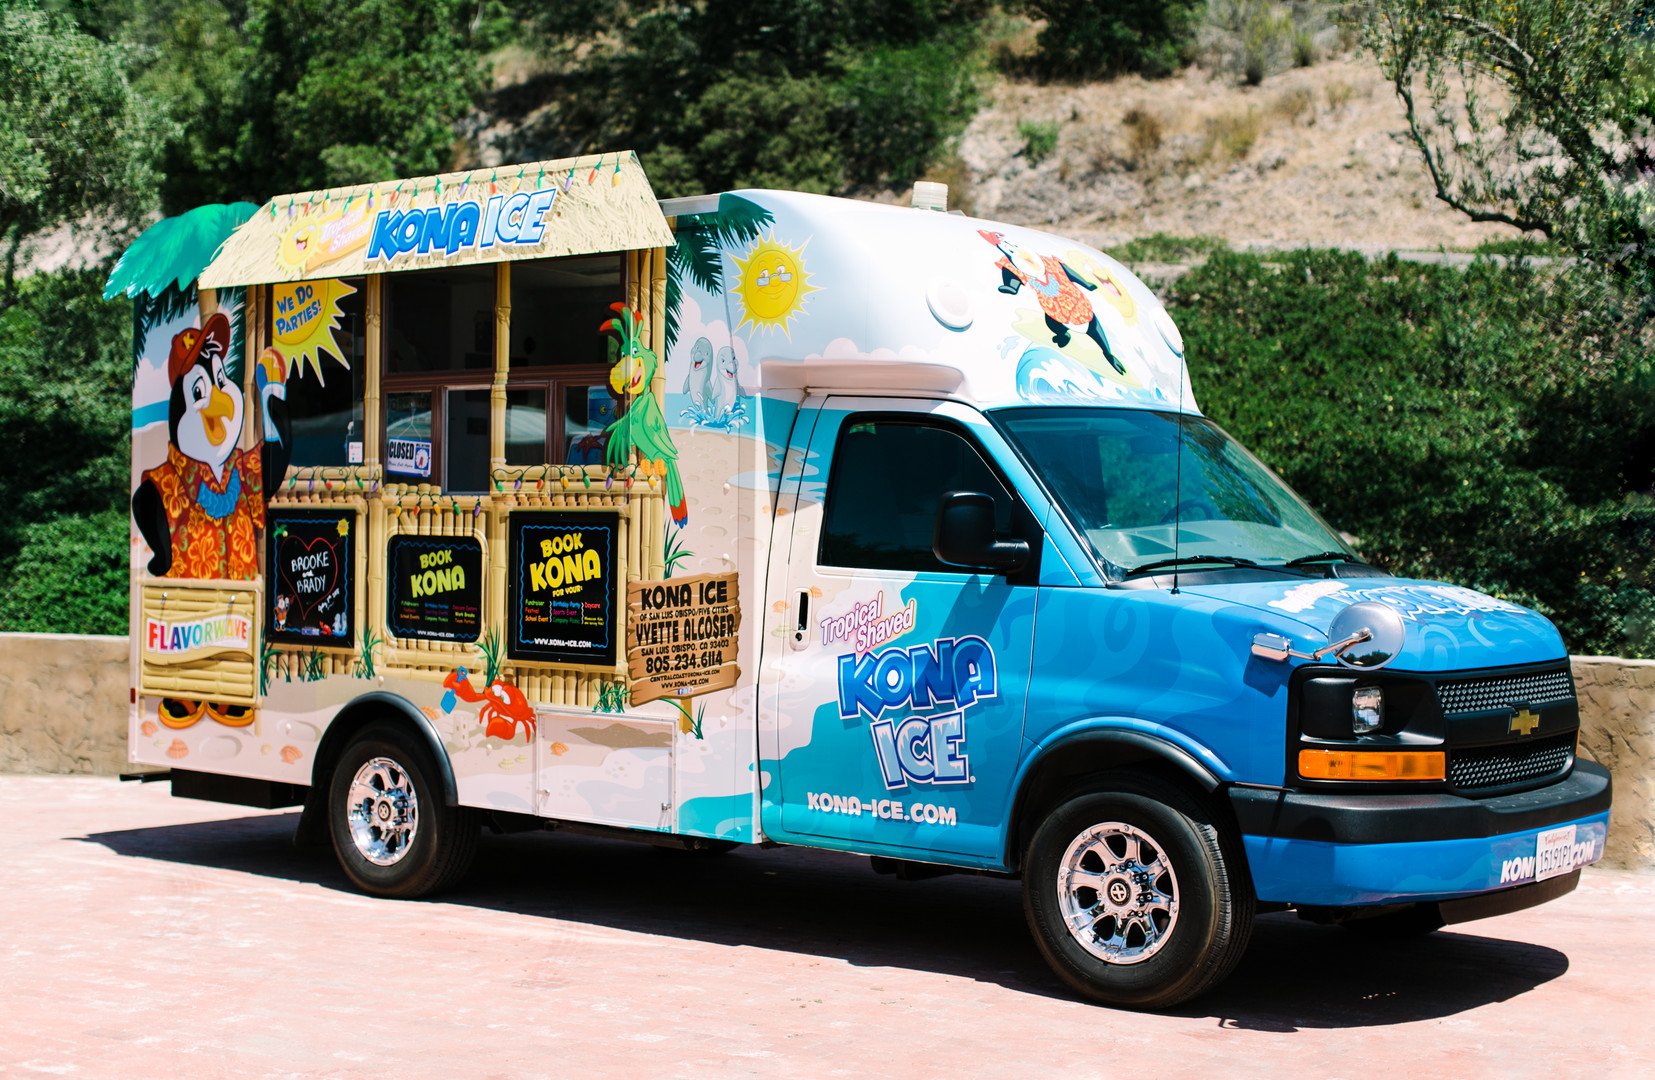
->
910, 181, 948, 213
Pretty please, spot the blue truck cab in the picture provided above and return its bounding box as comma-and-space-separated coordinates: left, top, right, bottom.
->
724, 189, 1610, 1008
115, 158, 1610, 1010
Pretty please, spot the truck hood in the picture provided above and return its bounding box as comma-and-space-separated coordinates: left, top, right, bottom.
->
1179, 576, 1567, 672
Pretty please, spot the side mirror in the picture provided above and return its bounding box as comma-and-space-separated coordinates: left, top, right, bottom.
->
1326, 601, 1406, 670
933, 491, 1030, 574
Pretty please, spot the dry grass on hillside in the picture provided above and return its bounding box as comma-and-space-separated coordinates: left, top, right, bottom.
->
951, 56, 1520, 253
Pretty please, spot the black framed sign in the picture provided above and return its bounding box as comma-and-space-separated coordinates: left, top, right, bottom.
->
507, 510, 620, 665
386, 534, 484, 642
267, 509, 357, 646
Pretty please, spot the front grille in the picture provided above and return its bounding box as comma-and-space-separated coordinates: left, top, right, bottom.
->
1436, 667, 1575, 715
1449, 734, 1575, 791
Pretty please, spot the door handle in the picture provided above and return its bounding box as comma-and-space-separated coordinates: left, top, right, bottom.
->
791, 590, 810, 650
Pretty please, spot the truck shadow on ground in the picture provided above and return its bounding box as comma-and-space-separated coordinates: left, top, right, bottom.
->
83, 812, 1569, 1029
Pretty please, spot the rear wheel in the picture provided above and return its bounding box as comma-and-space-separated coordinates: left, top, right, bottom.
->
328, 722, 477, 898
1023, 776, 1254, 1009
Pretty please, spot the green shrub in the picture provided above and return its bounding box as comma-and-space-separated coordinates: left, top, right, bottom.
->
1013, 0, 1202, 79
1292, 26, 1317, 67
674, 72, 846, 194
1017, 119, 1060, 164
521, 1, 989, 199
1113, 233, 1229, 263
0, 268, 132, 635
1206, 0, 1294, 85
0, 509, 129, 635
1168, 250, 1655, 657
1471, 236, 1567, 258
835, 38, 982, 189
0, 270, 130, 549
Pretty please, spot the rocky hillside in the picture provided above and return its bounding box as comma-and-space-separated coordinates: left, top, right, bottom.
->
902, 56, 1513, 253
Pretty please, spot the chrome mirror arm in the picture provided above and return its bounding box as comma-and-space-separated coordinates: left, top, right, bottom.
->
1251, 627, 1372, 663
1251, 601, 1405, 671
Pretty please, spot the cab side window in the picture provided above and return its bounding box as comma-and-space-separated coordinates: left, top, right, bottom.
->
820, 417, 1016, 573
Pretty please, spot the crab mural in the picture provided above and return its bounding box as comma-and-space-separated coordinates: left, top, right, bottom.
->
441, 667, 537, 743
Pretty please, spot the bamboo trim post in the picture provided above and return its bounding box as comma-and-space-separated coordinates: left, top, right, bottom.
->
365, 275, 382, 469
368, 487, 389, 666
490, 263, 511, 662
492, 263, 510, 470
647, 246, 668, 579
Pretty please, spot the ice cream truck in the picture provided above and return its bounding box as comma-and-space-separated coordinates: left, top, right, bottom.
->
107, 152, 1610, 1008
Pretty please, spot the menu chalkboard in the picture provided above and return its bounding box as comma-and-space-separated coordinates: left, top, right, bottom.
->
267, 510, 356, 646
386, 534, 483, 642
507, 510, 619, 665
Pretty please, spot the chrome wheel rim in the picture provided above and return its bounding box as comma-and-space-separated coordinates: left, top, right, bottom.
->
346, 756, 419, 866
1056, 821, 1179, 965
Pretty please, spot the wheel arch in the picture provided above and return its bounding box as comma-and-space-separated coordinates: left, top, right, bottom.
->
1006, 728, 1225, 872
310, 692, 459, 807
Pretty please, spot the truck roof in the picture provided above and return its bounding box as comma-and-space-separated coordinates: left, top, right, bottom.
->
112, 148, 1195, 415
687, 189, 1196, 414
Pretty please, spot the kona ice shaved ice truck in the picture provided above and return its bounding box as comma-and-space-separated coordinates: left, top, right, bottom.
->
108, 152, 1610, 1008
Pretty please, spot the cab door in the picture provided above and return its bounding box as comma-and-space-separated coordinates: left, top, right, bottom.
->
760, 397, 1042, 862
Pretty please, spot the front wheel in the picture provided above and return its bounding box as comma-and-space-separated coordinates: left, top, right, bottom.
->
1023, 776, 1254, 1009
328, 722, 478, 898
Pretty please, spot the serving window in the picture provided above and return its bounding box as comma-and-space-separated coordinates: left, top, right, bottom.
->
505, 255, 624, 467
384, 265, 496, 374
379, 255, 624, 490
383, 386, 493, 492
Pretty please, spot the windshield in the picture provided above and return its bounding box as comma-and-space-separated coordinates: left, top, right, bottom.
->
995, 407, 1353, 577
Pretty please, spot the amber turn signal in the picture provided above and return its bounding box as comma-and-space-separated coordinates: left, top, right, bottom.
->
1298, 748, 1445, 781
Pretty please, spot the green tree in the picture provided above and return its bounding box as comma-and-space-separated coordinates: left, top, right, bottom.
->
836, 39, 982, 188
238, 0, 487, 194
1011, 0, 1203, 79
0, 267, 134, 633
0, 2, 165, 308
1364, 1, 1655, 302
73, 0, 487, 210
503, 0, 984, 197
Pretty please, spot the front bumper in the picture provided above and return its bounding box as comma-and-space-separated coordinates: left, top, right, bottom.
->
1230, 760, 1611, 906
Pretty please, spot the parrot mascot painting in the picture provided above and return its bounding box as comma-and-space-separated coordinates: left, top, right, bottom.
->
602, 303, 687, 526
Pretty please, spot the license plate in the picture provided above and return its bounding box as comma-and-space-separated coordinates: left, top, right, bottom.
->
1535, 824, 1579, 882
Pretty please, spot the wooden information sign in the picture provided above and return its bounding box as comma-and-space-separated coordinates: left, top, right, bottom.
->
625, 572, 741, 705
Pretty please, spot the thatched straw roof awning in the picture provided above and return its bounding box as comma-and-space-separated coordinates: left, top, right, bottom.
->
198, 151, 671, 289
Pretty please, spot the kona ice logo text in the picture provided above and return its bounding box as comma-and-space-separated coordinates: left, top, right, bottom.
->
836, 636, 996, 790
367, 189, 558, 263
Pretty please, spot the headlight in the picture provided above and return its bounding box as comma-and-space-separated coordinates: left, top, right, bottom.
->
1351, 685, 1384, 735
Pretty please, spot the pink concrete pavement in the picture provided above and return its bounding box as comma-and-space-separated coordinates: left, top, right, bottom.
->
1, 774, 1650, 1080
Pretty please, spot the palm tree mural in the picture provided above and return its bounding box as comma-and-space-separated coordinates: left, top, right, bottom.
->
105, 202, 258, 374
664, 193, 772, 355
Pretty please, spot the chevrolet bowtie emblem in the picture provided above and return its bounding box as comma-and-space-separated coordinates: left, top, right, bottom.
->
1509, 708, 1541, 736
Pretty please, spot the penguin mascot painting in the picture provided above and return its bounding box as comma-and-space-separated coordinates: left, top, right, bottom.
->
132, 312, 291, 581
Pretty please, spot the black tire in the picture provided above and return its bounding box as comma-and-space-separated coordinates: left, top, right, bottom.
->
1340, 904, 1445, 938
1023, 775, 1255, 1010
327, 721, 478, 899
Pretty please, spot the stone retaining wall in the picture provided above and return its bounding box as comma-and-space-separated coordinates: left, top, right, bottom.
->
0, 633, 129, 775
2, 633, 1650, 868
1572, 656, 1655, 869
